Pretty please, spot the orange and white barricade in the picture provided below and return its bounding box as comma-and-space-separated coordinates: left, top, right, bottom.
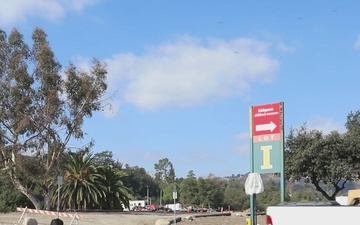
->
17, 207, 81, 225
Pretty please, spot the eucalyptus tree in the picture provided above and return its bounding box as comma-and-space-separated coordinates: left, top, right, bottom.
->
0, 169, 32, 212
154, 158, 175, 184
0, 27, 108, 209
154, 158, 176, 203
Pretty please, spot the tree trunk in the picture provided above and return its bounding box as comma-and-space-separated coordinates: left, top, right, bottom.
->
7, 157, 42, 209
313, 180, 340, 201
43, 184, 54, 211
13, 179, 43, 209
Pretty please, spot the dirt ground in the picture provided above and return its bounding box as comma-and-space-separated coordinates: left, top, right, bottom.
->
0, 211, 266, 225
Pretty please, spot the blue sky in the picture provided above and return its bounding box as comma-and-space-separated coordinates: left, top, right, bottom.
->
1, 0, 360, 178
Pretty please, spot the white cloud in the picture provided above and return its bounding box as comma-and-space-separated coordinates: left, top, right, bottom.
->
69, 0, 99, 11
106, 35, 279, 110
0, 0, 99, 26
307, 116, 345, 134
355, 34, 360, 50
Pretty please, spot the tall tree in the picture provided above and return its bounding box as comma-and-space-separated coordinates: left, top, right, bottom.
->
344, 111, 360, 174
154, 158, 175, 184
60, 151, 105, 210
0, 27, 108, 209
154, 158, 176, 204
96, 166, 132, 210
122, 165, 158, 201
255, 181, 281, 211
285, 125, 353, 200
93, 150, 121, 168
197, 175, 224, 208
0, 169, 32, 212
179, 170, 199, 205
223, 178, 248, 211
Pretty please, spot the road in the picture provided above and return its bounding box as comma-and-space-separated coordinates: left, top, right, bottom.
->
0, 211, 266, 225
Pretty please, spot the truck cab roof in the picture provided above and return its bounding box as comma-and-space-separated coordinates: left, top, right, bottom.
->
277, 201, 340, 206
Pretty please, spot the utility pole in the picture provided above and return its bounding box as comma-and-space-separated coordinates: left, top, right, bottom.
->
160, 190, 162, 207
146, 186, 149, 203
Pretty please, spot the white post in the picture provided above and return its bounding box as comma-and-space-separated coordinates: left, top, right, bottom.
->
173, 184, 177, 225
146, 186, 149, 204
57, 176, 63, 218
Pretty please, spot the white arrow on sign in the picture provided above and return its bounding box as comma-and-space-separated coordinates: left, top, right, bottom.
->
255, 121, 277, 132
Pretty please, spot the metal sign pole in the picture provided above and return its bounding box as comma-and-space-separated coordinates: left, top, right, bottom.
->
57, 176, 63, 218
280, 102, 285, 202
173, 184, 177, 225
249, 106, 256, 225
249, 102, 284, 225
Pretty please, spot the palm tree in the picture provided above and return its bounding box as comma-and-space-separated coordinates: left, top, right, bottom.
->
61, 151, 105, 210
97, 166, 132, 210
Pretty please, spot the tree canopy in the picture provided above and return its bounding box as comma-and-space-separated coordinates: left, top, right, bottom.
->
3, 27, 360, 213
285, 110, 360, 200
0, 27, 107, 209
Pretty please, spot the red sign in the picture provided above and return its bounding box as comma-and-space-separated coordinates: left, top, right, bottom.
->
251, 102, 282, 136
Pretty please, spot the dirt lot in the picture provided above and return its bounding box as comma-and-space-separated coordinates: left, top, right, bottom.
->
0, 211, 266, 225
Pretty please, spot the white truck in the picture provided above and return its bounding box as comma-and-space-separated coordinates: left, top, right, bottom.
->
266, 190, 360, 225
164, 203, 184, 211
122, 200, 147, 211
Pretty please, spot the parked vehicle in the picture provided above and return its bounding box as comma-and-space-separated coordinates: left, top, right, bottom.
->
266, 189, 360, 225
157, 206, 173, 213
165, 203, 186, 211
145, 204, 158, 212
122, 200, 148, 212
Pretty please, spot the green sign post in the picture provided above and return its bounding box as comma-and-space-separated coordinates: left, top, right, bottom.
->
249, 102, 284, 225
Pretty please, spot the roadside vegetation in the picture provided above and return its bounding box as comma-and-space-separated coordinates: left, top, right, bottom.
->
1, 27, 360, 213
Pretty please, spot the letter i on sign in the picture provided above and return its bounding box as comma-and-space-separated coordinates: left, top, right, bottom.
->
260, 145, 273, 169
